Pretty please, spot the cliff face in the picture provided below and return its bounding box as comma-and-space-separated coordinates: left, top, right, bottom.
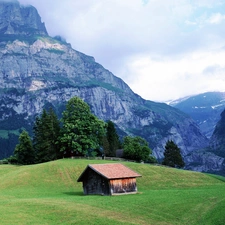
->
209, 109, 225, 154
207, 110, 225, 175
0, 0, 215, 173
0, 0, 47, 35
0, 37, 209, 157
183, 109, 225, 175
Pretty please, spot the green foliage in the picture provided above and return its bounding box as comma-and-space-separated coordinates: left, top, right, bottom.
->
59, 97, 106, 156
123, 136, 154, 162
0, 159, 9, 164
105, 120, 120, 156
14, 130, 34, 165
76, 79, 124, 94
54, 35, 67, 43
162, 140, 185, 168
102, 136, 110, 156
46, 49, 65, 54
7, 155, 18, 164
33, 108, 61, 163
0, 34, 40, 45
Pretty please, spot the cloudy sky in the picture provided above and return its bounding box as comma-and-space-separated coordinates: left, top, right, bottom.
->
19, 0, 225, 102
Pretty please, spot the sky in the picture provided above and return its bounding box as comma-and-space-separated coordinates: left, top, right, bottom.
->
18, 0, 225, 102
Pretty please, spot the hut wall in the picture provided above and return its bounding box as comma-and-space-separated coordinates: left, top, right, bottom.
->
82, 169, 110, 195
110, 178, 137, 195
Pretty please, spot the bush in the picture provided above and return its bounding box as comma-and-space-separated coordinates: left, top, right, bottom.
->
0, 159, 9, 164
7, 155, 18, 164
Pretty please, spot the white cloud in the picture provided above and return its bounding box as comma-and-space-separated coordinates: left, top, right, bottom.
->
124, 49, 225, 101
207, 13, 225, 24
185, 20, 197, 26
18, 0, 225, 102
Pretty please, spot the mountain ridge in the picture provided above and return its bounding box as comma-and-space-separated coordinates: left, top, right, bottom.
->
1, 0, 221, 174
0, 0, 47, 36
170, 91, 225, 138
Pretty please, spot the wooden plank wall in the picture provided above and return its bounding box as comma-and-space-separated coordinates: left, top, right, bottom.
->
110, 178, 137, 194
82, 169, 110, 195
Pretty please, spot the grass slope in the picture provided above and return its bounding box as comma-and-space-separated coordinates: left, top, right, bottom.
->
0, 159, 225, 225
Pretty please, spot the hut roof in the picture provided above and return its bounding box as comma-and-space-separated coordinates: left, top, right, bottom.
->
77, 163, 141, 181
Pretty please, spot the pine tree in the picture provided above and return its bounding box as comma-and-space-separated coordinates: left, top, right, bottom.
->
59, 97, 106, 157
162, 140, 185, 168
48, 107, 61, 159
33, 108, 60, 163
106, 120, 120, 157
102, 136, 110, 157
14, 130, 34, 165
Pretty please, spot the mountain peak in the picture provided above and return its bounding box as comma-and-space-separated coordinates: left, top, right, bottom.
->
0, 0, 48, 36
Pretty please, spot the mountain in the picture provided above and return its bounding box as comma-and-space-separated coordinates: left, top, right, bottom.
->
0, 0, 47, 36
170, 92, 225, 175
170, 92, 225, 138
207, 108, 225, 176
0, 0, 210, 171
185, 109, 225, 176
209, 109, 225, 158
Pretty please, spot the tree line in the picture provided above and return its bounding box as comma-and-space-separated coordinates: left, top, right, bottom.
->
7, 96, 184, 168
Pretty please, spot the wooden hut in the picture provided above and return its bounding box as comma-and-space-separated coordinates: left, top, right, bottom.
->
77, 163, 141, 195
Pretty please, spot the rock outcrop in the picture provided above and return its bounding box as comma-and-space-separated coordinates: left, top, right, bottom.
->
1, 0, 220, 175
0, 0, 47, 35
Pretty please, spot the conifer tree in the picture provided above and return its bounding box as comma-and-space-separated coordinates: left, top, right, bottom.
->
162, 140, 185, 168
33, 109, 49, 162
106, 120, 120, 157
102, 136, 110, 157
14, 130, 34, 165
33, 108, 60, 163
48, 107, 61, 159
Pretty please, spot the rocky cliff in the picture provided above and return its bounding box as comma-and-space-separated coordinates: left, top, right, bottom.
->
0, 0, 213, 173
185, 109, 225, 175
0, 0, 47, 36
209, 109, 225, 156
208, 109, 225, 175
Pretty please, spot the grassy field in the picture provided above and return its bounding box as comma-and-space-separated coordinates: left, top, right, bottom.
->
0, 159, 225, 225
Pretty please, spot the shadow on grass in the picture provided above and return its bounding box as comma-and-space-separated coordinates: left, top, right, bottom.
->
63, 191, 84, 196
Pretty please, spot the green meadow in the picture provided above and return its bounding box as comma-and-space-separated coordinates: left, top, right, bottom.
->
0, 159, 225, 225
